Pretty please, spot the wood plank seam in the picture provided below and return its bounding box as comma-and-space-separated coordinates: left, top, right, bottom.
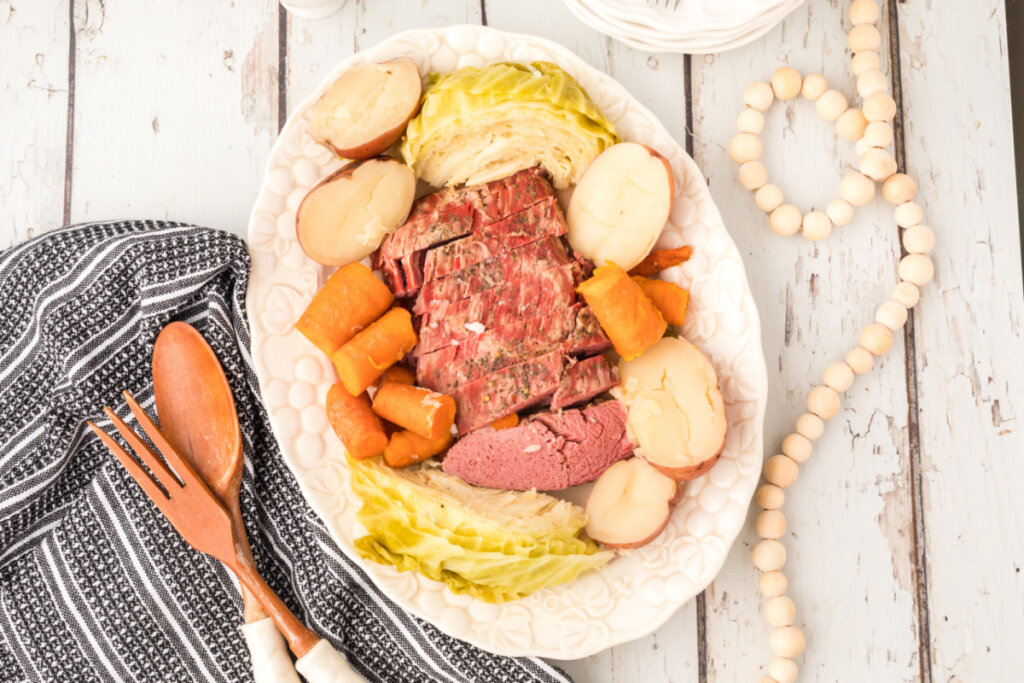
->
63, 0, 76, 226
886, 1, 933, 681
479, 0, 488, 26
278, 4, 288, 132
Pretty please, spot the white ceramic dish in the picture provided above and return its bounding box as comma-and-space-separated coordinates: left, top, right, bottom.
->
246, 25, 767, 658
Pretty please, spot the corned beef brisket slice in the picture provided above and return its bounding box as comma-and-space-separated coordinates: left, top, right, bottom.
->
442, 401, 634, 491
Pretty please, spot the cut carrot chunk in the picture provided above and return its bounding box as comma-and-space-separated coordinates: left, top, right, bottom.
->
383, 430, 453, 468
372, 382, 456, 440
296, 262, 394, 356
325, 383, 388, 459
631, 276, 689, 326
331, 307, 418, 396
629, 246, 693, 277
577, 263, 666, 361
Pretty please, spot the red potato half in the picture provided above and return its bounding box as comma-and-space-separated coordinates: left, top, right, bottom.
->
296, 158, 416, 267
567, 142, 675, 270
613, 336, 728, 481
585, 457, 680, 549
307, 58, 423, 159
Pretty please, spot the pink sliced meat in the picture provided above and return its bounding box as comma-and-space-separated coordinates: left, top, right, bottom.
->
417, 305, 610, 394
417, 263, 580, 355
451, 351, 564, 434
421, 198, 567, 282
415, 236, 572, 316
442, 401, 634, 491
551, 356, 619, 411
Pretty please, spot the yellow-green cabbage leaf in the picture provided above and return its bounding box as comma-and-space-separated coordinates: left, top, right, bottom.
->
350, 457, 612, 602
401, 61, 619, 189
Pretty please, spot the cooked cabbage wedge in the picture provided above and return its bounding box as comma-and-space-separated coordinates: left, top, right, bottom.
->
350, 457, 613, 602
400, 61, 619, 189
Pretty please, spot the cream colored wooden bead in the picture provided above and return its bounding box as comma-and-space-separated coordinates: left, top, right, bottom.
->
836, 108, 869, 141
899, 253, 934, 285
765, 596, 796, 627
903, 225, 935, 254
752, 539, 787, 571
764, 454, 799, 487
755, 184, 785, 212
781, 433, 812, 463
860, 147, 898, 182
842, 348, 874, 378
796, 412, 825, 440
892, 281, 921, 308
771, 66, 802, 100
815, 89, 849, 121
744, 81, 775, 111
857, 69, 888, 98
729, 133, 762, 163
771, 626, 807, 659
876, 299, 909, 330
807, 385, 841, 419
756, 509, 787, 539
894, 201, 924, 227
737, 107, 765, 134
849, 24, 882, 52
855, 137, 877, 158
768, 658, 799, 683
770, 204, 802, 237
852, 51, 881, 76
883, 173, 916, 204
864, 120, 894, 147
801, 73, 828, 100
860, 322, 894, 355
840, 171, 876, 206
826, 198, 854, 226
760, 570, 788, 597
801, 211, 832, 242
849, 0, 880, 24
846, 347, 875, 374
756, 483, 786, 510
863, 91, 898, 122
739, 161, 768, 190
823, 361, 855, 392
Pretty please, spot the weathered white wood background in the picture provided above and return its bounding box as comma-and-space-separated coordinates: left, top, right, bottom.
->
2, 0, 1022, 680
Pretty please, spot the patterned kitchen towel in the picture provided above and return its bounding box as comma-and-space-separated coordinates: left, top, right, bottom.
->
0, 220, 571, 683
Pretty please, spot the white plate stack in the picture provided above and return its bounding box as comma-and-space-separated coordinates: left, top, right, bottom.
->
562, 0, 805, 54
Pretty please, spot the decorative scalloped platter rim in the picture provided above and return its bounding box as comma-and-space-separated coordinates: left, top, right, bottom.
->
245, 25, 768, 659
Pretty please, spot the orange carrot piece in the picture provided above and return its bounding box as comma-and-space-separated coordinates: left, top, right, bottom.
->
331, 308, 418, 396
325, 383, 388, 459
490, 413, 520, 430
577, 263, 666, 361
631, 276, 689, 326
629, 246, 693, 277
374, 365, 416, 389
295, 262, 394, 356
383, 430, 453, 468
372, 382, 456, 440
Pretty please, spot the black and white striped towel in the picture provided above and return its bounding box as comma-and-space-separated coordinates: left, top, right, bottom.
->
0, 221, 570, 683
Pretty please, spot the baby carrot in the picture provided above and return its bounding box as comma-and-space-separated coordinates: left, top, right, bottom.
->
382, 430, 453, 468
331, 307, 418, 396
372, 382, 456, 440
325, 383, 388, 460
296, 262, 393, 356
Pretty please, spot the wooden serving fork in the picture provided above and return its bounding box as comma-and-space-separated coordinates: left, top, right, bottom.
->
89, 391, 362, 682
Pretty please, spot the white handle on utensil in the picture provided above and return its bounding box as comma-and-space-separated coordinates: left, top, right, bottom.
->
295, 639, 364, 683
241, 617, 301, 683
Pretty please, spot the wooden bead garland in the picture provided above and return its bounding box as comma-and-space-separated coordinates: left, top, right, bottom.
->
733, 3, 938, 680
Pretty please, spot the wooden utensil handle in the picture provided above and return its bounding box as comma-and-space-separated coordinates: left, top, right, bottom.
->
233, 559, 320, 657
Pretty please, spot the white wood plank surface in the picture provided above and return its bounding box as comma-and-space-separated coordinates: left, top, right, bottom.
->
67, 0, 280, 232
0, 0, 70, 246
688, 1, 921, 679
1, 0, 1022, 681
897, 1, 1024, 680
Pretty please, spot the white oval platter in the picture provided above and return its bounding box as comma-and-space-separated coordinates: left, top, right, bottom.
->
245, 25, 767, 659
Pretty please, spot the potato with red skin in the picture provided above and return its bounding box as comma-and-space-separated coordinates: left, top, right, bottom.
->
296, 158, 415, 267
567, 142, 675, 270
307, 58, 422, 159
613, 336, 727, 482
584, 458, 680, 549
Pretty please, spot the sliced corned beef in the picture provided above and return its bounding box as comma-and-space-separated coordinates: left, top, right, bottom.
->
451, 351, 564, 434
416, 262, 580, 355
417, 305, 610, 394
414, 236, 572, 316
421, 198, 567, 282
551, 355, 619, 411
442, 401, 634, 490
